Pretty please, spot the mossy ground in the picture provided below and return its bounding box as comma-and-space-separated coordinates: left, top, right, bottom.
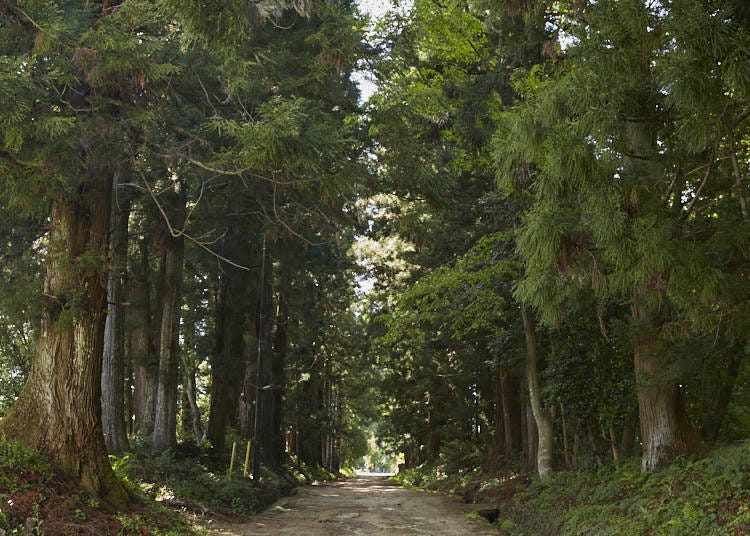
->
0, 437, 333, 535
394, 442, 750, 535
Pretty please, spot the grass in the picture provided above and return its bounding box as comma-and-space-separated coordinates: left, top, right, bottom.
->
394, 442, 750, 535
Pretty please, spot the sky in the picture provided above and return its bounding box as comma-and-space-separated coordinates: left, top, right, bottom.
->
357, 0, 392, 19
352, 0, 393, 103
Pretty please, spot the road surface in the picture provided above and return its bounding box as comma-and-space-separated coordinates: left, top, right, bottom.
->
203, 475, 499, 535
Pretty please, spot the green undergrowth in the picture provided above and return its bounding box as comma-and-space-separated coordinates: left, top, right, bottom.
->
0, 436, 195, 535
0, 436, 337, 535
395, 442, 750, 535
112, 450, 335, 519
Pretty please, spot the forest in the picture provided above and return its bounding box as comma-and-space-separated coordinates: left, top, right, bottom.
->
1, 0, 750, 534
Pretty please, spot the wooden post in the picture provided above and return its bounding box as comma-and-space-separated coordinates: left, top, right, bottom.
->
228, 441, 237, 478
243, 441, 252, 478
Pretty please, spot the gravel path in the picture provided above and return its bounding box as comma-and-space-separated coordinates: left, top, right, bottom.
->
202, 475, 499, 535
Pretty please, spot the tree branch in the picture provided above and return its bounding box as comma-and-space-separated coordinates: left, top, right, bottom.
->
681, 158, 714, 221
140, 174, 251, 271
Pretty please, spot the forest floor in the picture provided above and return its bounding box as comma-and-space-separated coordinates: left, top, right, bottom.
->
196, 474, 499, 535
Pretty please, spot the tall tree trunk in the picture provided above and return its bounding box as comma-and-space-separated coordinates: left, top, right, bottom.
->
254, 239, 276, 470
623, 48, 694, 469
524, 403, 537, 472
238, 316, 257, 440
270, 282, 290, 468
494, 368, 505, 456
521, 303, 553, 477
206, 274, 246, 454
494, 369, 519, 458
297, 347, 324, 467
0, 176, 130, 509
206, 278, 230, 453
325, 386, 342, 474
152, 191, 186, 453
180, 329, 203, 443
125, 347, 134, 437
502, 371, 521, 456
633, 331, 691, 469
131, 238, 157, 440
101, 173, 131, 454
609, 423, 621, 464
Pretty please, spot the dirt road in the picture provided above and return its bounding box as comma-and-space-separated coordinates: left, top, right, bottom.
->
203, 475, 499, 535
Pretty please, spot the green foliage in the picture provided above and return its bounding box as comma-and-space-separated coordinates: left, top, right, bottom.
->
117, 513, 195, 536
0, 216, 43, 415
490, 444, 750, 535
112, 450, 306, 517
391, 465, 443, 489
0, 440, 200, 535
0, 436, 52, 488
392, 446, 750, 535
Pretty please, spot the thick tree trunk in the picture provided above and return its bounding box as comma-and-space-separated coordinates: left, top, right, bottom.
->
130, 239, 157, 440
622, 47, 694, 469
206, 275, 246, 454
101, 173, 131, 454
634, 334, 691, 470
521, 303, 553, 477
0, 176, 130, 509
206, 279, 230, 453
238, 317, 257, 440
632, 292, 691, 470
152, 191, 186, 453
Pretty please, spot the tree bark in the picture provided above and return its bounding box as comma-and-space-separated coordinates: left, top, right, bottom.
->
494, 368, 505, 456
152, 190, 186, 453
180, 333, 203, 443
0, 176, 130, 509
524, 403, 537, 472
495, 369, 519, 458
622, 47, 694, 468
206, 274, 246, 454
297, 347, 325, 467
521, 303, 553, 477
130, 238, 157, 441
101, 173, 131, 454
632, 291, 691, 470
270, 282, 290, 468
254, 239, 277, 470
238, 316, 257, 440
